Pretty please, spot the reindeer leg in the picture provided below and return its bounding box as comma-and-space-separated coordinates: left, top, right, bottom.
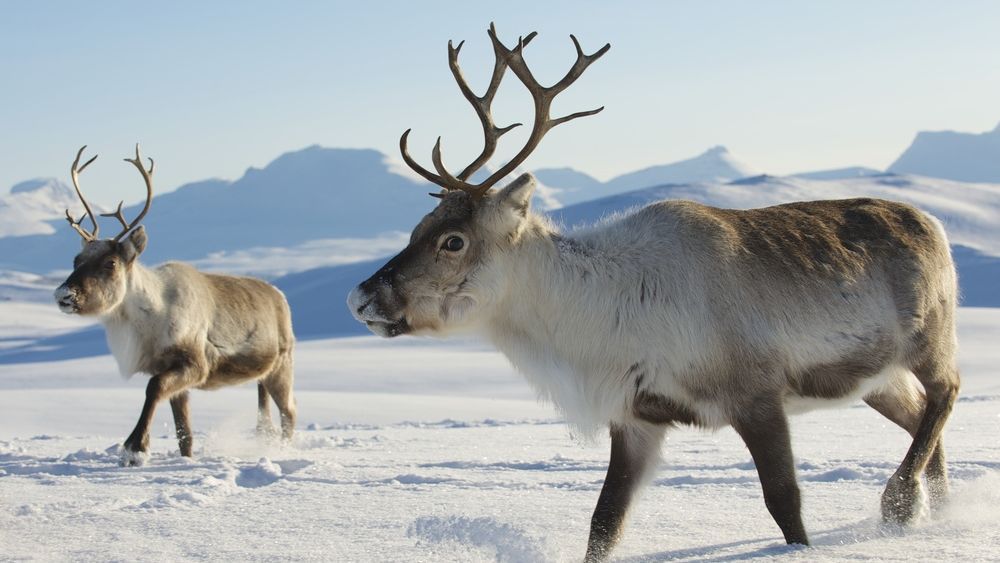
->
865, 371, 949, 510
262, 357, 296, 443
585, 422, 665, 563
121, 357, 204, 467
256, 382, 277, 439
732, 399, 808, 545
169, 391, 193, 458
121, 376, 167, 466
881, 360, 959, 523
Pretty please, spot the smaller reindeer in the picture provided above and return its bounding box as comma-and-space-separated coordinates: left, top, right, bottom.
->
55, 145, 296, 466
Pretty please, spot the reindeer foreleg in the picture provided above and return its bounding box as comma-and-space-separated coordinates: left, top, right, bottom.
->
121, 352, 204, 466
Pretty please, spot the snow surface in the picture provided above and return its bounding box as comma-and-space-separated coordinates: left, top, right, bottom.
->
0, 300, 998, 561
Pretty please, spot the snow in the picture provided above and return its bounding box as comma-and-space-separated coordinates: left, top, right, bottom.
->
1, 139, 999, 560
541, 146, 757, 206
187, 232, 412, 279
0, 299, 998, 561
0, 178, 106, 238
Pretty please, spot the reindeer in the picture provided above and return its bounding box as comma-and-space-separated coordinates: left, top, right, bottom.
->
348, 25, 960, 561
55, 145, 296, 466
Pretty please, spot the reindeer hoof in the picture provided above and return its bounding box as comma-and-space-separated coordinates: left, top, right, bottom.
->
119, 445, 149, 467
880, 475, 927, 524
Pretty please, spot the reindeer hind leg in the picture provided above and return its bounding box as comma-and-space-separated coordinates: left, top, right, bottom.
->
262, 355, 296, 443
256, 381, 277, 439
879, 357, 958, 523
170, 391, 194, 458
864, 368, 949, 511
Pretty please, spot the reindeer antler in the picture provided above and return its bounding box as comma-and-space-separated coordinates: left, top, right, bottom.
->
400, 23, 610, 199
66, 146, 100, 241
102, 144, 155, 242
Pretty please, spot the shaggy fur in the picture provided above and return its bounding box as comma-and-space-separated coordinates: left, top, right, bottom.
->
56, 227, 296, 466
349, 174, 960, 560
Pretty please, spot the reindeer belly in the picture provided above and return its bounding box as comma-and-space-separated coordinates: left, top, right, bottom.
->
783, 365, 895, 415
199, 348, 280, 390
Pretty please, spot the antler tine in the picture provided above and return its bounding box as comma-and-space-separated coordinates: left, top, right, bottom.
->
467, 30, 611, 197
399, 129, 452, 187
549, 35, 611, 96
430, 137, 465, 188
100, 200, 130, 231
66, 145, 100, 241
450, 25, 537, 182
399, 24, 538, 193
114, 143, 155, 242
400, 25, 608, 200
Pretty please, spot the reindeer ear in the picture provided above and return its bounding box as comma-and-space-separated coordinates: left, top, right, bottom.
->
120, 225, 147, 263
495, 173, 536, 219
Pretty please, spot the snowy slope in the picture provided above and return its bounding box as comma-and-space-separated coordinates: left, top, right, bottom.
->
5, 172, 998, 353
0, 178, 106, 238
889, 122, 1000, 183
0, 303, 998, 561
538, 146, 757, 206
602, 145, 756, 194
0, 147, 436, 272
791, 166, 882, 180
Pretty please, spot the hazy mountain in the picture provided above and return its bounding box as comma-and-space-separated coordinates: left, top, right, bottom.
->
0, 178, 107, 238
603, 146, 755, 194
532, 167, 604, 204
791, 167, 882, 180
889, 122, 1000, 182
533, 146, 756, 205
0, 146, 436, 272
4, 170, 998, 361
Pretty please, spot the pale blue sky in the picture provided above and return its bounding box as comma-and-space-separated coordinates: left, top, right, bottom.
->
2, 1, 998, 202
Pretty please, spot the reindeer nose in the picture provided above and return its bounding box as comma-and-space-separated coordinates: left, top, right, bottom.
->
54, 284, 78, 309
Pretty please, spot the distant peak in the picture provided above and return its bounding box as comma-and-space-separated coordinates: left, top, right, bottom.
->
704, 145, 729, 156
10, 178, 62, 195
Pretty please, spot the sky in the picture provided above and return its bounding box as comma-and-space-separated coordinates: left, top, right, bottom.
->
1, 1, 999, 202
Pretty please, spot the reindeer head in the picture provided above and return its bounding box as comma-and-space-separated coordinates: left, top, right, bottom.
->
348, 24, 608, 337
55, 145, 154, 316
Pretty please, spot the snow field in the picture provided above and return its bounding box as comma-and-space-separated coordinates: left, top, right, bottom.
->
0, 308, 997, 561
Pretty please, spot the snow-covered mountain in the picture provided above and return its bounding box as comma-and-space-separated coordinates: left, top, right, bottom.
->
889, 122, 1000, 182
0, 145, 755, 273
535, 146, 756, 205
5, 171, 999, 355
0, 147, 437, 272
0, 178, 106, 238
790, 166, 882, 180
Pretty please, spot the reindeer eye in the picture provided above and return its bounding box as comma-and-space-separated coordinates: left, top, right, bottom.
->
442, 236, 465, 252
104, 259, 117, 270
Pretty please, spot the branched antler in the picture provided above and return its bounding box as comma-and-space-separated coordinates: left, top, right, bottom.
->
400, 23, 610, 199
100, 200, 129, 232
64, 144, 155, 243
66, 146, 100, 241
108, 144, 155, 242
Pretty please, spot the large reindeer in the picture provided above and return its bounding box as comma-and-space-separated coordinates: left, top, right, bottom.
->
349, 24, 960, 560
55, 145, 296, 466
